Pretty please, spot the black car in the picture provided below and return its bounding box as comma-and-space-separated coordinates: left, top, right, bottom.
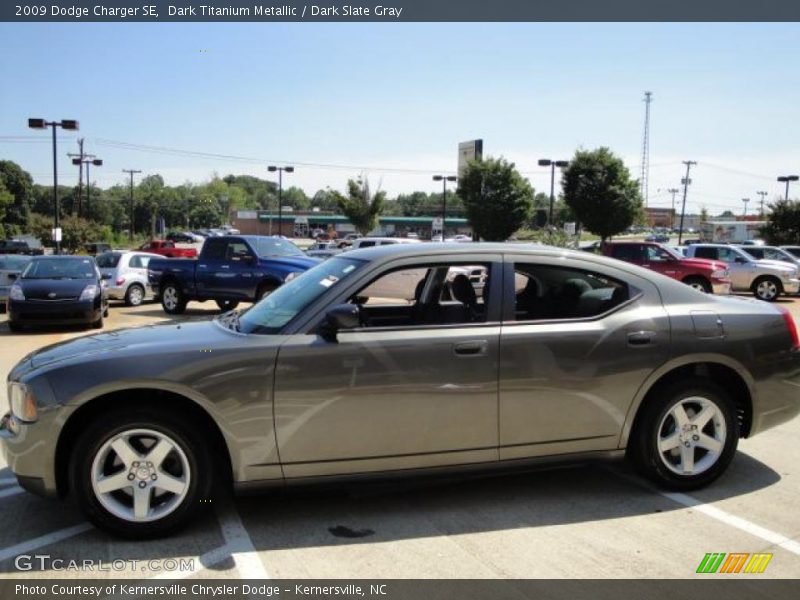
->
83, 242, 112, 255
0, 240, 44, 256
6, 256, 109, 332
166, 231, 194, 243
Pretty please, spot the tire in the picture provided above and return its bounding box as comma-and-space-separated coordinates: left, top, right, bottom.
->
69, 407, 213, 539
90, 315, 103, 329
161, 281, 187, 315
8, 320, 22, 332
256, 281, 279, 302
683, 276, 712, 294
752, 276, 782, 302
124, 283, 146, 307
215, 299, 240, 312
628, 378, 738, 491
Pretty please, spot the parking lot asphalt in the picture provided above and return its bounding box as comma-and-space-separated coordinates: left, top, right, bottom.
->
0, 295, 799, 580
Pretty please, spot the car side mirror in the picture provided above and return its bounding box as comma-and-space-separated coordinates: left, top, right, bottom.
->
319, 304, 361, 342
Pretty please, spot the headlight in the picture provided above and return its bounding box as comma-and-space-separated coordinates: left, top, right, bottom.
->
711, 269, 729, 279
8, 382, 37, 423
9, 284, 24, 301
79, 284, 99, 300
780, 271, 793, 281
284, 271, 300, 283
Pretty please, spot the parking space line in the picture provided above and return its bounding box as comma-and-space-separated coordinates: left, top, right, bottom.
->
0, 485, 24, 499
0, 523, 93, 563
215, 503, 270, 579
149, 544, 233, 580
607, 468, 800, 555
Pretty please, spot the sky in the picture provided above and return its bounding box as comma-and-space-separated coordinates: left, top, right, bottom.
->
1, 22, 799, 215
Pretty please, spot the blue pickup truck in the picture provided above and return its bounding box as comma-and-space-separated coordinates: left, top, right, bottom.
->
148, 235, 319, 314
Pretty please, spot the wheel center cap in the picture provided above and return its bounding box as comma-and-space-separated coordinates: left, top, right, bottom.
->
136, 466, 151, 480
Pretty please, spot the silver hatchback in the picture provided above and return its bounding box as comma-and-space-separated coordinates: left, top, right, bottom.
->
96, 251, 162, 306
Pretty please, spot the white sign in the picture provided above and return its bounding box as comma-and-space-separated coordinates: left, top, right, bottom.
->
432, 217, 443, 228
563, 222, 576, 235
51, 227, 62, 242
295, 216, 309, 225
237, 210, 257, 219
458, 139, 483, 177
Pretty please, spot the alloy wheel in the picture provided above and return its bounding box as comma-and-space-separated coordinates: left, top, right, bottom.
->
656, 396, 726, 476
163, 287, 178, 310
756, 279, 778, 300
128, 286, 144, 306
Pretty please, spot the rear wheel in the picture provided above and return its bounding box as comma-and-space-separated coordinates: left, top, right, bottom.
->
161, 282, 187, 315
8, 320, 22, 332
90, 314, 104, 329
629, 378, 738, 490
125, 283, 145, 307
69, 408, 213, 538
683, 276, 711, 293
752, 276, 781, 301
215, 299, 239, 312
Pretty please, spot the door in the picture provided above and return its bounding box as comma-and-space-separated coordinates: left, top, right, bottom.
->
642, 244, 679, 278
498, 256, 670, 460
273, 258, 503, 478
717, 247, 753, 290
196, 238, 255, 299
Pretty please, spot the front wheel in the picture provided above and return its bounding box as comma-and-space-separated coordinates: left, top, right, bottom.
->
752, 276, 782, 301
69, 408, 213, 538
125, 283, 145, 307
215, 299, 239, 312
161, 282, 187, 315
628, 378, 738, 490
683, 276, 712, 293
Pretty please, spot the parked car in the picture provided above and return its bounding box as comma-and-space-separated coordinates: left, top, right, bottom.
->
644, 234, 670, 243
0, 239, 44, 256
3, 243, 800, 537
83, 242, 112, 256
336, 233, 363, 248
738, 245, 800, 268
603, 241, 731, 294
0, 254, 32, 312
5, 255, 108, 331
306, 241, 343, 260
148, 235, 319, 314
138, 240, 198, 259
684, 243, 800, 301
781, 246, 800, 259
96, 251, 163, 306
350, 237, 421, 249
166, 231, 196, 244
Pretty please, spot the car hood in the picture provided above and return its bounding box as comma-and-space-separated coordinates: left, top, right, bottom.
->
679, 257, 728, 272
25, 320, 240, 370
259, 255, 321, 270
755, 259, 797, 272
18, 278, 94, 300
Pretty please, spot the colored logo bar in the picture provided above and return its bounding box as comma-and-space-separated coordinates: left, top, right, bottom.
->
696, 553, 773, 574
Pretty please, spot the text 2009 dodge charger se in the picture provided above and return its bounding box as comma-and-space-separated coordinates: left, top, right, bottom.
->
3, 243, 800, 537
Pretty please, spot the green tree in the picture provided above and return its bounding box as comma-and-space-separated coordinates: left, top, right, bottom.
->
761, 200, 800, 245
562, 147, 641, 242
332, 178, 385, 235
458, 157, 534, 241
700, 206, 709, 224
0, 160, 34, 231
0, 179, 13, 239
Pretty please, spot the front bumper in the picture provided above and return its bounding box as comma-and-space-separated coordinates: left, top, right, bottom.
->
784, 278, 800, 294
1, 409, 66, 498
8, 297, 102, 326
712, 281, 732, 295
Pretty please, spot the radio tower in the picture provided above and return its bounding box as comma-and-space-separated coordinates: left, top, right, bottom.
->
640, 91, 653, 207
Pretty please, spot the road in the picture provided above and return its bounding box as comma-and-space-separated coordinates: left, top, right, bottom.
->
0, 294, 799, 580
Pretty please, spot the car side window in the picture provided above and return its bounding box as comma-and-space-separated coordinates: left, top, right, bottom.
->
717, 248, 739, 263
693, 247, 718, 260
512, 263, 629, 322
129, 255, 143, 268
611, 245, 642, 261
349, 263, 492, 327
646, 246, 671, 262
203, 239, 226, 260
225, 241, 251, 261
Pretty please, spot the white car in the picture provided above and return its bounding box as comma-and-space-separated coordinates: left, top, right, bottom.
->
350, 237, 421, 249
96, 251, 163, 306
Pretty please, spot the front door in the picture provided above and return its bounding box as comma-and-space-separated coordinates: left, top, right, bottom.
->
273, 259, 502, 478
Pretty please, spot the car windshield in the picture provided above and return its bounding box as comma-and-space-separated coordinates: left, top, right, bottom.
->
0, 255, 31, 270
235, 257, 365, 334
21, 258, 97, 280
95, 252, 122, 268
252, 237, 305, 258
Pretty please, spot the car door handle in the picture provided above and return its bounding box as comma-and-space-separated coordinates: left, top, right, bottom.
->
627, 331, 656, 346
453, 340, 488, 357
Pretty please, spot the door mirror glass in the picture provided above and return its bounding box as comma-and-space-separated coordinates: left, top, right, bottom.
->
320, 303, 361, 341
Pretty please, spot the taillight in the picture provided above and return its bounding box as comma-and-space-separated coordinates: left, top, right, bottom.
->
115, 277, 125, 286
775, 305, 800, 349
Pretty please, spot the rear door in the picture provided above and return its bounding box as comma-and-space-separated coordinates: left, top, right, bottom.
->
195, 237, 228, 297
498, 254, 670, 459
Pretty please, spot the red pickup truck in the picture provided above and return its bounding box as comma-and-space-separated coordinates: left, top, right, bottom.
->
138, 240, 198, 259
603, 241, 731, 294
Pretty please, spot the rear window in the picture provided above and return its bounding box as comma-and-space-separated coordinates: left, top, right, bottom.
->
96, 252, 122, 268
693, 247, 718, 260
610, 245, 642, 261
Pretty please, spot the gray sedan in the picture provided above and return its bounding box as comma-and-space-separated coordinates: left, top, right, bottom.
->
2, 243, 800, 538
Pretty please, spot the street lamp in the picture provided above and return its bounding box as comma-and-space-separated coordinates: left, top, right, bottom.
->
123, 169, 142, 241
28, 118, 79, 254
268, 166, 294, 236
777, 175, 799, 201
538, 159, 569, 225
432, 175, 457, 238
741, 198, 750, 218
72, 157, 102, 216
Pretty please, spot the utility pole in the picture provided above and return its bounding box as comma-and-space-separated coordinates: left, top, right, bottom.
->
640, 91, 653, 207
67, 138, 86, 216
677, 161, 697, 246
667, 187, 680, 229
123, 169, 142, 242
756, 190, 768, 218
742, 198, 750, 218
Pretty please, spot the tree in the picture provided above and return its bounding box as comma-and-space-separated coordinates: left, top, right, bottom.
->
761, 200, 800, 245
562, 147, 642, 242
0, 160, 34, 231
332, 178, 385, 235
0, 179, 13, 239
458, 157, 533, 241
700, 206, 709, 224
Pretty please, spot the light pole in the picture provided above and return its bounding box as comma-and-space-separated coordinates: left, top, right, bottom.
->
778, 175, 799, 201
432, 175, 457, 238
678, 160, 697, 246
84, 158, 103, 217
123, 169, 142, 241
741, 198, 750, 218
268, 166, 294, 236
667, 188, 680, 229
72, 156, 102, 218
538, 159, 569, 225
28, 118, 79, 254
